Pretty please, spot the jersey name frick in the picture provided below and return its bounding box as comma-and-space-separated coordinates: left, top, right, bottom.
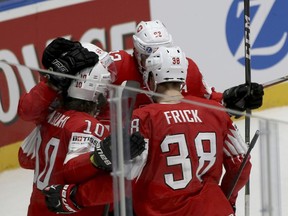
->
163, 109, 202, 125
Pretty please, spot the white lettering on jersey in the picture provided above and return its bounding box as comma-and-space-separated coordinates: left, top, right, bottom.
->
95, 143, 112, 166
62, 185, 77, 213
163, 109, 202, 125
131, 118, 140, 133
64, 133, 102, 164
69, 133, 100, 151
47, 111, 70, 128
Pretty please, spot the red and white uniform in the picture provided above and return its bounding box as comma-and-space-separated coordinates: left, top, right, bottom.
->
18, 50, 224, 214
129, 95, 251, 216
97, 50, 223, 127
18, 81, 113, 216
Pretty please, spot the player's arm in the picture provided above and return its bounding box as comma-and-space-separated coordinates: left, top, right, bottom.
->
17, 81, 59, 124
90, 131, 146, 171
223, 82, 264, 113
184, 58, 263, 114
18, 148, 35, 169
62, 117, 145, 182
43, 119, 146, 214
43, 139, 145, 214
42, 172, 114, 214
220, 120, 252, 207
63, 151, 106, 184
18, 126, 41, 169
43, 131, 141, 214
183, 58, 217, 99
17, 82, 58, 169
62, 120, 111, 184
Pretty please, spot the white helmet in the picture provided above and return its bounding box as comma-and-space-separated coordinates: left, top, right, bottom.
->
67, 43, 112, 102
81, 42, 117, 82
133, 20, 173, 71
144, 46, 188, 91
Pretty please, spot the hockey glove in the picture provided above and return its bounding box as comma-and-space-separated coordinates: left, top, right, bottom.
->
90, 135, 113, 171
42, 37, 99, 90
246, 83, 264, 109
42, 37, 78, 68
223, 82, 264, 113
128, 131, 146, 159
90, 132, 146, 171
42, 184, 81, 214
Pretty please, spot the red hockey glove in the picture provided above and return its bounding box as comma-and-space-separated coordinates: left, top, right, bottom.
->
42, 184, 81, 214
90, 132, 146, 171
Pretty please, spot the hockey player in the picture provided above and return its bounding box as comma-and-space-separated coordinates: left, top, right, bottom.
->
41, 21, 264, 127
110, 20, 264, 115
41, 45, 251, 216
18, 39, 145, 216
128, 46, 251, 215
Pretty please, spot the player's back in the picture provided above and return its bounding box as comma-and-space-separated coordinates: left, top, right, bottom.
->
132, 95, 233, 215
28, 109, 109, 216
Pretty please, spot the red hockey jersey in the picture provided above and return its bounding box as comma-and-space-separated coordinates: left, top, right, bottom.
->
18, 82, 113, 216
97, 50, 223, 128
129, 95, 251, 216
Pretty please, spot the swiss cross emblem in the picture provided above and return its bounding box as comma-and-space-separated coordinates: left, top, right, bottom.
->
137, 25, 143, 33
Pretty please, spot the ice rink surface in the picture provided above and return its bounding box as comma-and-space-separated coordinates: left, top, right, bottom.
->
1, 106, 288, 216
